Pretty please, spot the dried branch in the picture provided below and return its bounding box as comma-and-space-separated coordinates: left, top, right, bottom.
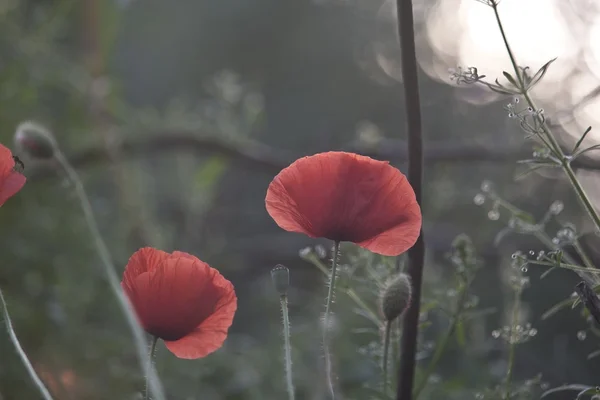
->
24, 131, 600, 181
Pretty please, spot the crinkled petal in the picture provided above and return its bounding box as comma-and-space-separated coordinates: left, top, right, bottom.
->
164, 273, 237, 359
121, 247, 169, 293
265, 151, 421, 255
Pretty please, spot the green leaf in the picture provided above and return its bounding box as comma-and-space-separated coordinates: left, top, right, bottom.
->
503, 71, 520, 89
573, 143, 600, 159
528, 57, 557, 90
541, 384, 594, 398
484, 80, 518, 95
587, 349, 600, 360
572, 126, 592, 154
541, 296, 574, 320
540, 266, 558, 279
455, 320, 467, 347
515, 165, 551, 181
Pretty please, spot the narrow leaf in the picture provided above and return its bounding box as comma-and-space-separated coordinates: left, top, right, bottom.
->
528, 57, 557, 89
572, 126, 592, 154
455, 320, 467, 347
541, 296, 574, 320
503, 71, 520, 89
541, 384, 592, 398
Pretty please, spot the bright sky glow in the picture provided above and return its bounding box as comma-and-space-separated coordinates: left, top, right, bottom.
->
419, 0, 600, 144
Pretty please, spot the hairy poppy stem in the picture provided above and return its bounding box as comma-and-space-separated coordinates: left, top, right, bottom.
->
323, 241, 340, 399
382, 320, 392, 397
145, 336, 159, 400
280, 294, 295, 400
0, 288, 54, 400
54, 150, 166, 400
395, 0, 425, 399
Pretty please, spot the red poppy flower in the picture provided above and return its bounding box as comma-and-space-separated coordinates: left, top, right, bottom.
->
265, 151, 422, 256
0, 144, 26, 206
121, 248, 237, 359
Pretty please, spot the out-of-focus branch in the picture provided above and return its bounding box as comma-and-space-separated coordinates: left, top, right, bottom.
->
26, 132, 600, 180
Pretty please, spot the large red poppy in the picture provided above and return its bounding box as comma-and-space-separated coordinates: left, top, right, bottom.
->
121, 248, 237, 359
265, 151, 422, 256
0, 144, 26, 206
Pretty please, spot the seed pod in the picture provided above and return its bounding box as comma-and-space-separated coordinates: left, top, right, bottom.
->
380, 273, 412, 322
271, 264, 290, 296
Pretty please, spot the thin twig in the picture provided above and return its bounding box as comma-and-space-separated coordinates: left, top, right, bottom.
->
25, 132, 600, 183
395, 0, 426, 398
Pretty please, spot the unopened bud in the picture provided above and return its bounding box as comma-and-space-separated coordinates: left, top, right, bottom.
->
14, 121, 57, 159
380, 273, 412, 322
271, 264, 290, 296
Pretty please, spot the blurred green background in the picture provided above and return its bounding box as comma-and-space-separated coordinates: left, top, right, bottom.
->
2, 0, 600, 399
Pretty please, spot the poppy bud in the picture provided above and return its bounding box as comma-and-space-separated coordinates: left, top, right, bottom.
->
14, 121, 57, 160
271, 264, 290, 296
380, 273, 412, 322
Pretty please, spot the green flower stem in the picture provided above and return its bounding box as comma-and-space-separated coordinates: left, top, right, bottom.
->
323, 241, 340, 399
491, 1, 600, 238
0, 288, 54, 400
54, 150, 165, 400
382, 321, 392, 397
280, 295, 295, 400
504, 286, 522, 400
306, 254, 380, 327
413, 283, 468, 399
145, 336, 159, 400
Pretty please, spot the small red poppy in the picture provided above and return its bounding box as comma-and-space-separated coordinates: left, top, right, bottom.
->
121, 248, 237, 359
265, 151, 422, 256
0, 144, 26, 206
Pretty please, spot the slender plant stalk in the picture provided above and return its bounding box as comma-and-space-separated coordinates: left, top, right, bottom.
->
395, 0, 426, 398
280, 295, 295, 400
503, 286, 522, 400
413, 283, 468, 399
54, 150, 165, 400
145, 336, 159, 400
0, 289, 54, 400
490, 1, 600, 236
382, 321, 393, 397
323, 241, 340, 399
306, 254, 381, 327
573, 240, 595, 270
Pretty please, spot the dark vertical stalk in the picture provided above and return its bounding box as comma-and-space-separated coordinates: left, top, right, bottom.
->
395, 0, 425, 400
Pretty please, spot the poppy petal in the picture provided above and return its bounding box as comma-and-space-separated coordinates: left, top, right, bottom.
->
0, 144, 14, 177
122, 247, 169, 293
124, 256, 218, 341
164, 274, 237, 359
0, 170, 26, 207
265, 152, 421, 255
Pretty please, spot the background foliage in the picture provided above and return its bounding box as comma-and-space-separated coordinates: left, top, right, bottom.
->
2, 0, 600, 399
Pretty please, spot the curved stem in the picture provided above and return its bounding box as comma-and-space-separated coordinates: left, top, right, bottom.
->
54, 150, 165, 400
0, 288, 54, 400
323, 241, 340, 399
145, 336, 159, 400
382, 321, 392, 397
280, 295, 295, 400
